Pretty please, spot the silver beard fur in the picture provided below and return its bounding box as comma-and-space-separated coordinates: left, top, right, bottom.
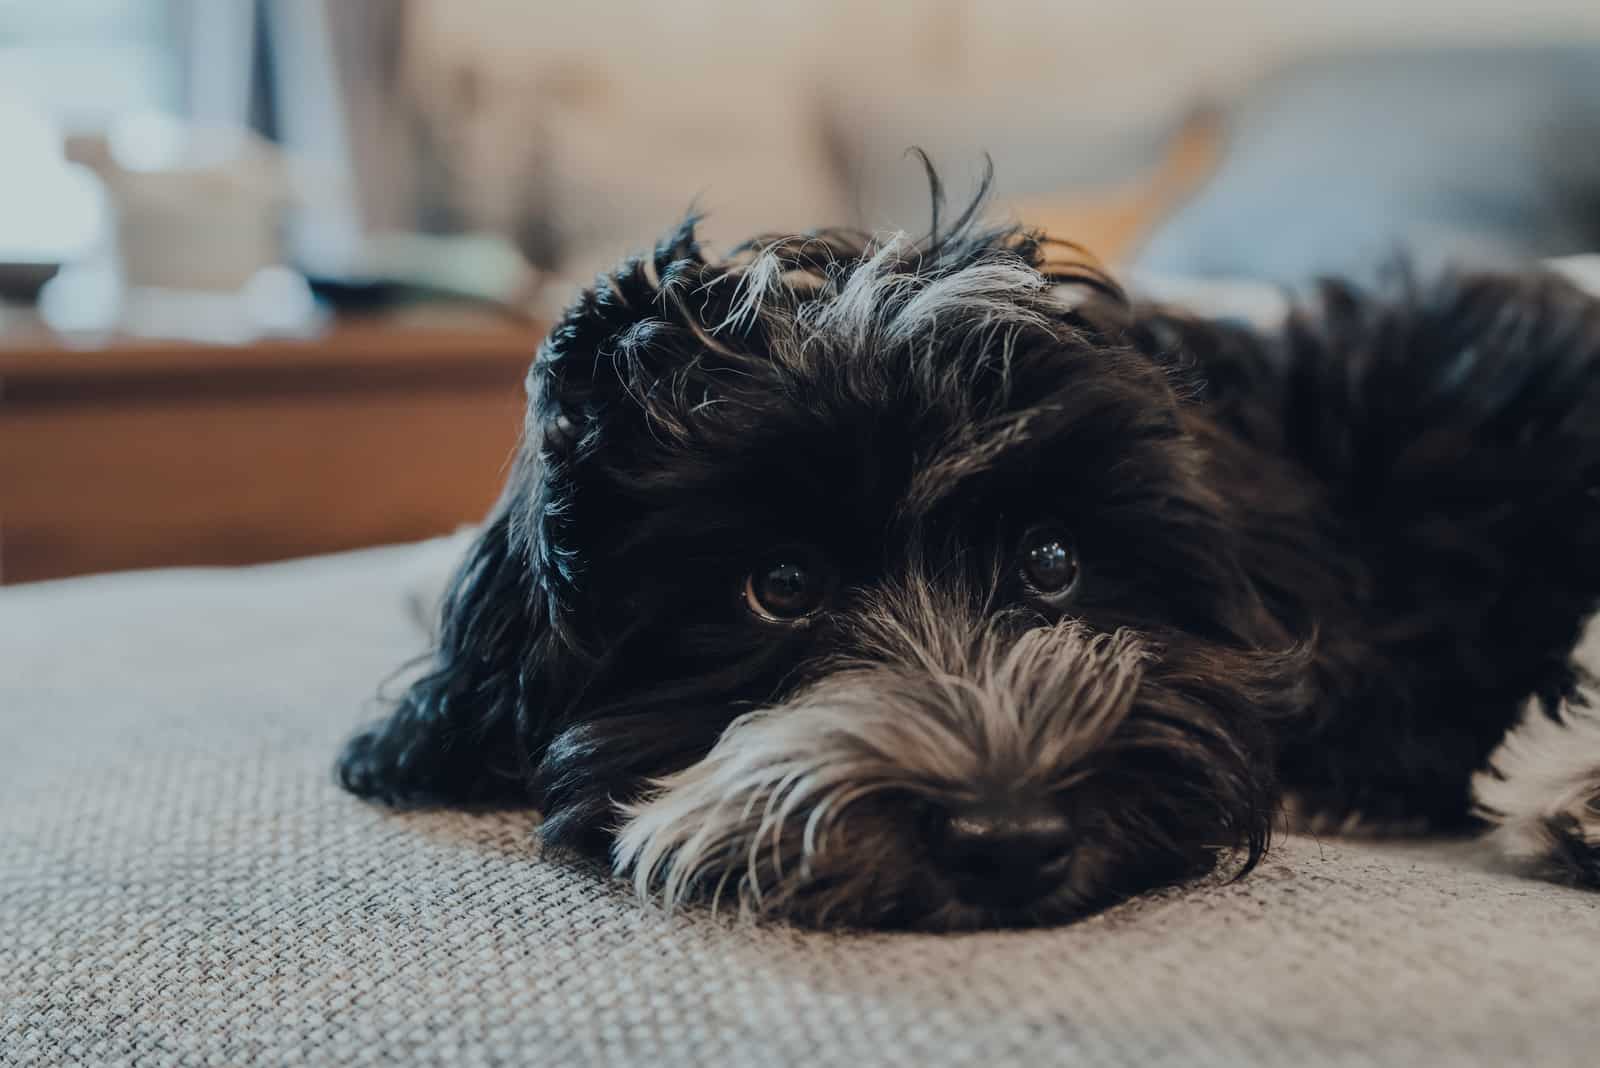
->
614, 579, 1150, 929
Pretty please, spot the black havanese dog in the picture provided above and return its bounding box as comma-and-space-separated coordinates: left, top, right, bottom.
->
338, 188, 1600, 929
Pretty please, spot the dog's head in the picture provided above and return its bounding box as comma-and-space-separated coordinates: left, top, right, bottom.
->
345, 207, 1309, 928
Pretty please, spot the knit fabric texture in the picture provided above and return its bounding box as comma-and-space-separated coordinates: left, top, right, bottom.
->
4, 543, 1598, 1067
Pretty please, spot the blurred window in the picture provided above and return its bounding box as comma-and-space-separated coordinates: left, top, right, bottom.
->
0, 1, 181, 130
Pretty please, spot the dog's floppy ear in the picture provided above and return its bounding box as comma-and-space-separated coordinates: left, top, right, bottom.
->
337, 465, 556, 807
336, 219, 712, 811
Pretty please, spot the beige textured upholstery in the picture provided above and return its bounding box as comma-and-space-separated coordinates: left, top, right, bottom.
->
5, 544, 1598, 1066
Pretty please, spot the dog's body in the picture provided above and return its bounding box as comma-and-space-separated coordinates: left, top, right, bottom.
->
339, 207, 1600, 929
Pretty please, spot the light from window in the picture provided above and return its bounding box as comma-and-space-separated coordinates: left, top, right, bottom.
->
0, 0, 180, 131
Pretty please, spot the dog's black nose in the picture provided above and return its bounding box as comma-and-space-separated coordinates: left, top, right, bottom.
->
932, 803, 1073, 906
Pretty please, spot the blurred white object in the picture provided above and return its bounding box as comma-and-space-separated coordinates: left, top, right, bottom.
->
38, 261, 323, 345
36, 262, 123, 335
87, 112, 290, 291
1128, 271, 1291, 329
241, 265, 321, 334
1550, 255, 1600, 298
0, 94, 108, 275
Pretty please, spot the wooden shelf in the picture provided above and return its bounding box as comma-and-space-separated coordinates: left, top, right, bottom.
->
0, 319, 542, 584
1, 319, 540, 382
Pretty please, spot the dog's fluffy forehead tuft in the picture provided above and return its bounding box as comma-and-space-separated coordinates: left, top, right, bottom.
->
531, 216, 1122, 429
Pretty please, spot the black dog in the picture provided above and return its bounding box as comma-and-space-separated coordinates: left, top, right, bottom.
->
339, 193, 1600, 929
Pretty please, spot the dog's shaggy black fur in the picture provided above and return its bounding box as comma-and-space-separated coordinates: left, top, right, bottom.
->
339, 189, 1600, 928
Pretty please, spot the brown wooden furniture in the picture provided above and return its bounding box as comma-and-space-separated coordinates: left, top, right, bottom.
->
0, 318, 538, 584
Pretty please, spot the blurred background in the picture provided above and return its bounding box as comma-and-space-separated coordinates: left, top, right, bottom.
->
4, 0, 1600, 584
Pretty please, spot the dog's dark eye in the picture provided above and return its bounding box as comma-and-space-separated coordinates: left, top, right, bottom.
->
1018, 524, 1079, 598
744, 548, 832, 623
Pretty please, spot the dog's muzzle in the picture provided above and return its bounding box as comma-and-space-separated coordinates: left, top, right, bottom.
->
612, 606, 1153, 926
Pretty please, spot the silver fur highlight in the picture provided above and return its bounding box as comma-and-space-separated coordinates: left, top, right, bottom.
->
1473, 686, 1600, 877
613, 608, 1148, 928
714, 232, 1061, 376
